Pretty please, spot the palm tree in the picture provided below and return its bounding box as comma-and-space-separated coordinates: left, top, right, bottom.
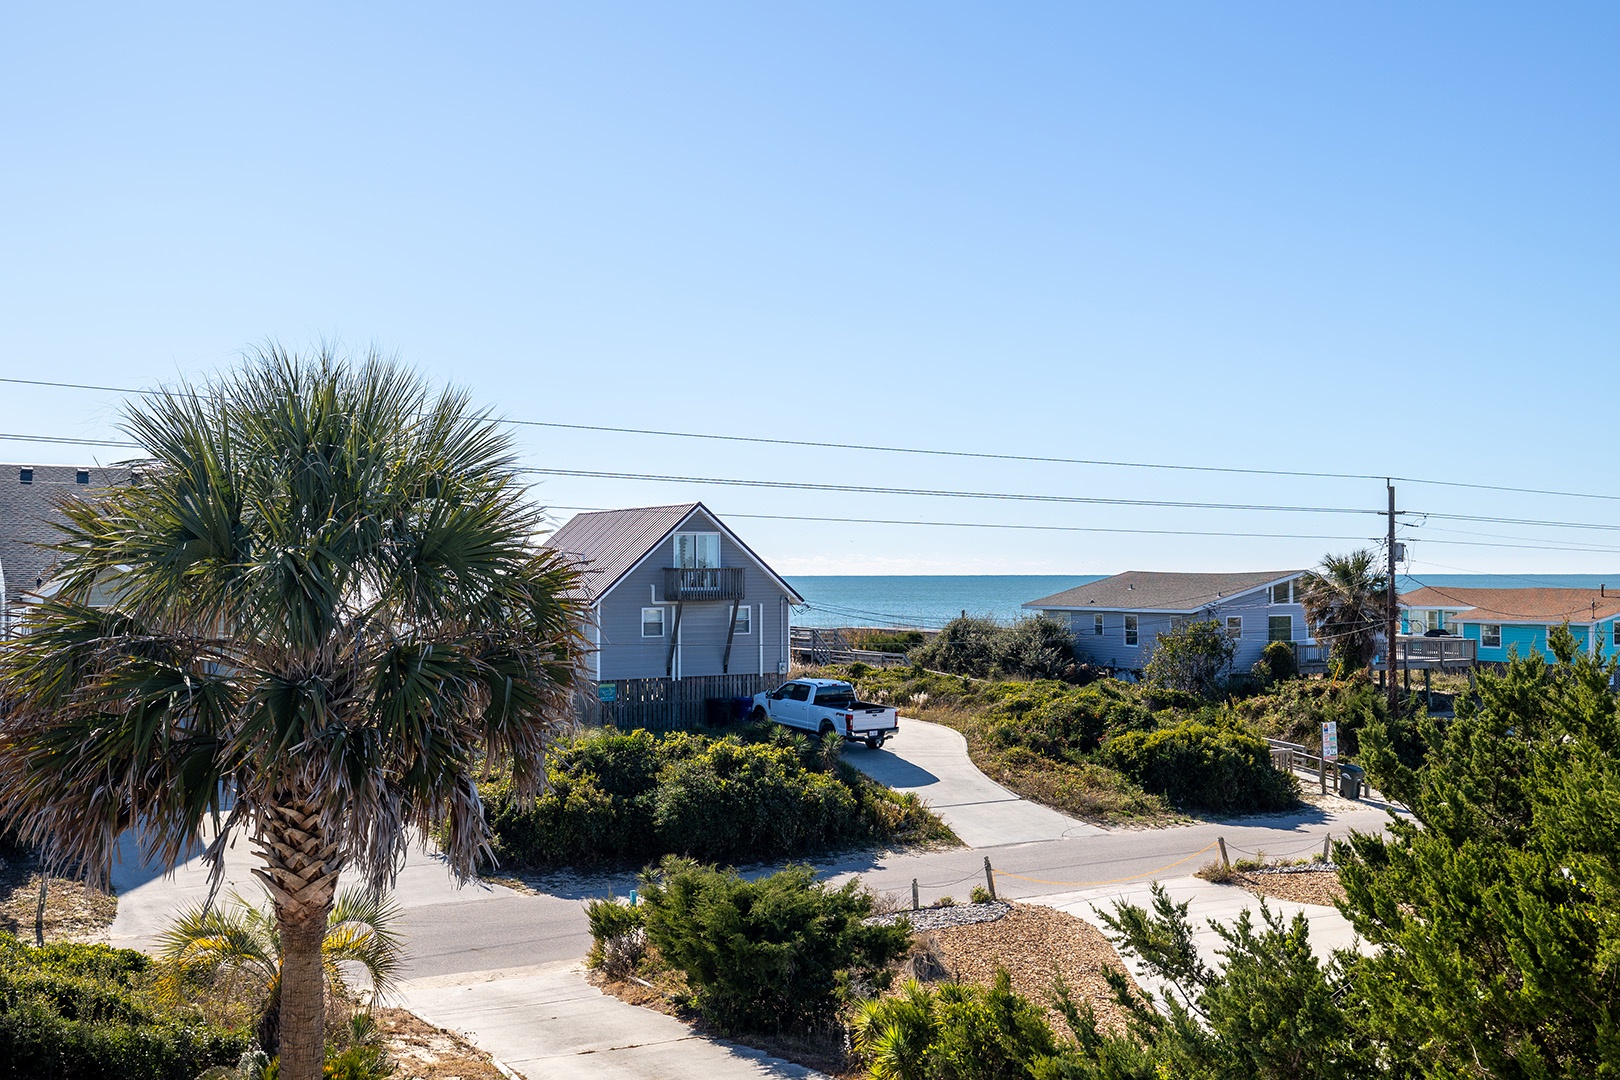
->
159, 886, 403, 1057
0, 347, 586, 1080
1297, 549, 1390, 670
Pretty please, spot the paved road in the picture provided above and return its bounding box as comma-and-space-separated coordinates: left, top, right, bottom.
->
844, 717, 1103, 847
105, 720, 1401, 1079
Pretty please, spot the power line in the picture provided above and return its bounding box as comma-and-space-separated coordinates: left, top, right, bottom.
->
520, 467, 1380, 515
12, 373, 1620, 507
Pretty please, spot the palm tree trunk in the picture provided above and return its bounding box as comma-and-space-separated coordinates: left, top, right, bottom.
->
254, 801, 340, 1080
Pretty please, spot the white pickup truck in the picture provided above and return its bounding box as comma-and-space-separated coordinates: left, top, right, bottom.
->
751, 678, 900, 749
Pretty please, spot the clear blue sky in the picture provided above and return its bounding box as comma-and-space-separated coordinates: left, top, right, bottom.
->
3, 3, 1617, 576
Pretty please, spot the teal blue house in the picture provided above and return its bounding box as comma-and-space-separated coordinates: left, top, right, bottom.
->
1401, 586, 1620, 664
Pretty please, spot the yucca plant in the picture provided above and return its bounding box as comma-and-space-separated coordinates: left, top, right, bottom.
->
0, 346, 586, 1080
158, 887, 403, 1056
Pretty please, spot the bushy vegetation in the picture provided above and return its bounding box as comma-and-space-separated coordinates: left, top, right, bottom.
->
909, 616, 1093, 682
852, 971, 1062, 1080
850, 628, 928, 653
0, 933, 248, 1080
1251, 638, 1300, 684
1141, 619, 1236, 698
591, 859, 911, 1034
1102, 721, 1298, 814
482, 724, 952, 869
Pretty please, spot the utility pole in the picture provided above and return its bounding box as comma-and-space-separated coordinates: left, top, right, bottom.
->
1387, 481, 1400, 712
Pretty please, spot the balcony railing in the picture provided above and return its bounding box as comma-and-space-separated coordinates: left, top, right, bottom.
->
663, 566, 746, 602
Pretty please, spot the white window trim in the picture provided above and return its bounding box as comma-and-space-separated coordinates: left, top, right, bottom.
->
1268, 614, 1293, 643
1269, 580, 1296, 605
1226, 616, 1242, 640
733, 606, 751, 635
1481, 624, 1502, 649
1123, 614, 1139, 647
1093, 614, 1104, 636
672, 531, 722, 569
641, 606, 666, 638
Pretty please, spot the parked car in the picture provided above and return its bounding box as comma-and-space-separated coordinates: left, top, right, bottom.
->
752, 678, 899, 749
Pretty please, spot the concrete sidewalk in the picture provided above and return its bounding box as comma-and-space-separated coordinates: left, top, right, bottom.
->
399, 961, 831, 1080
1030, 876, 1361, 1011
845, 716, 1104, 847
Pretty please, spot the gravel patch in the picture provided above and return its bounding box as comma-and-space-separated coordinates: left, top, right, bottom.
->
1231, 868, 1345, 907
866, 901, 1011, 932
928, 903, 1143, 1036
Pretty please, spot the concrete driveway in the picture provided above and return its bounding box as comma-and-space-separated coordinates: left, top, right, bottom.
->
844, 715, 1104, 847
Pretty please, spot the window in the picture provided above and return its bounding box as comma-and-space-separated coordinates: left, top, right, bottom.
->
784, 682, 812, 701
1226, 616, 1243, 640
733, 606, 751, 635
1429, 610, 1443, 632
641, 607, 666, 637
1124, 615, 1139, 646
1408, 613, 1428, 634
1268, 615, 1293, 642
1170, 616, 1191, 632
1093, 614, 1104, 636
673, 532, 721, 569
75, 470, 89, 485
1270, 581, 1295, 605
1481, 624, 1502, 649
18, 468, 32, 484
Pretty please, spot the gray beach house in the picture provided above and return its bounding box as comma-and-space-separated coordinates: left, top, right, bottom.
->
0, 463, 129, 637
543, 502, 803, 684
1024, 570, 1320, 673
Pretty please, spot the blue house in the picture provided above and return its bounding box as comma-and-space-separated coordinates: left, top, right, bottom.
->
1025, 570, 1321, 673
1401, 586, 1620, 664
543, 502, 803, 683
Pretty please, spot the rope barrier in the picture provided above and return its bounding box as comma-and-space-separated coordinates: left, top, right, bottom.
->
1223, 837, 1332, 860
991, 842, 1219, 888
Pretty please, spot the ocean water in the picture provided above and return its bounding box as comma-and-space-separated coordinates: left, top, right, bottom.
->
786, 575, 1101, 629
786, 573, 1620, 630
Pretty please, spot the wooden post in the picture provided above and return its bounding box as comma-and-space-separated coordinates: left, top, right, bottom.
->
1217, 836, 1230, 868
1319, 752, 1327, 796
1424, 667, 1432, 710
1323, 834, 1331, 862
983, 857, 997, 901
912, 879, 919, 911
34, 876, 47, 948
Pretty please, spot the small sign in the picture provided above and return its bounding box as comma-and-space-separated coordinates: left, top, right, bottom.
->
597, 683, 617, 703
1321, 721, 1338, 761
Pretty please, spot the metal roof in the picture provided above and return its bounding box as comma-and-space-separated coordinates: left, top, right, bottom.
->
1026, 569, 1304, 612
542, 501, 803, 604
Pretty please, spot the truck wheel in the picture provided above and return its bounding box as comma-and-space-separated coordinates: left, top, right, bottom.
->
864, 735, 885, 750
819, 720, 835, 737
752, 707, 768, 724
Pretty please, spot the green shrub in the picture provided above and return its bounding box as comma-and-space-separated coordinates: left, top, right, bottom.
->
1228, 674, 1387, 756
0, 933, 247, 1080
639, 858, 910, 1033
850, 629, 927, 653
1142, 619, 1236, 699
1254, 639, 1300, 683
483, 725, 942, 870
1103, 721, 1298, 814
970, 885, 992, 904
909, 616, 1088, 682
851, 972, 1060, 1080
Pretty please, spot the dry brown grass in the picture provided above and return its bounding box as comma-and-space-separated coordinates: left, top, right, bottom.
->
0, 854, 118, 944
373, 1008, 511, 1080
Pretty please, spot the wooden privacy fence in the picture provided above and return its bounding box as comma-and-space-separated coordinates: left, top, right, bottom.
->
577, 673, 783, 732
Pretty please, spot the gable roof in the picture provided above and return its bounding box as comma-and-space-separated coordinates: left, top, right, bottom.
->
1407, 587, 1620, 624
1026, 570, 1304, 613
1, 464, 131, 615
542, 502, 803, 605
1397, 586, 1490, 612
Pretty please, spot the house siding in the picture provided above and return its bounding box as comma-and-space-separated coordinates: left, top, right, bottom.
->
593, 507, 794, 681
1460, 620, 1595, 664
1046, 582, 1311, 673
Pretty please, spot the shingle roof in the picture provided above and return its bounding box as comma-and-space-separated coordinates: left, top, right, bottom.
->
1406, 587, 1620, 624
541, 502, 803, 604
1026, 570, 1303, 612
0, 463, 131, 616
1398, 586, 1504, 612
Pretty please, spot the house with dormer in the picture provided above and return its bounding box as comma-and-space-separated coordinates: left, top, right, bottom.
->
542, 502, 803, 684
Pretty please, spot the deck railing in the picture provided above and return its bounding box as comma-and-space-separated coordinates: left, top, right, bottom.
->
662, 566, 746, 601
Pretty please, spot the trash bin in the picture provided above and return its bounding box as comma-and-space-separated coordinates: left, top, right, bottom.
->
1338, 763, 1365, 800
732, 696, 756, 721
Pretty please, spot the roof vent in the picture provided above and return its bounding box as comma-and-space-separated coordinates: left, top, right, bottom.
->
1127, 583, 1134, 590
18, 468, 32, 484
76, 469, 89, 485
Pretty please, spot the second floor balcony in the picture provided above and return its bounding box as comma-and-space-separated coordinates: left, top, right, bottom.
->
663, 566, 746, 602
